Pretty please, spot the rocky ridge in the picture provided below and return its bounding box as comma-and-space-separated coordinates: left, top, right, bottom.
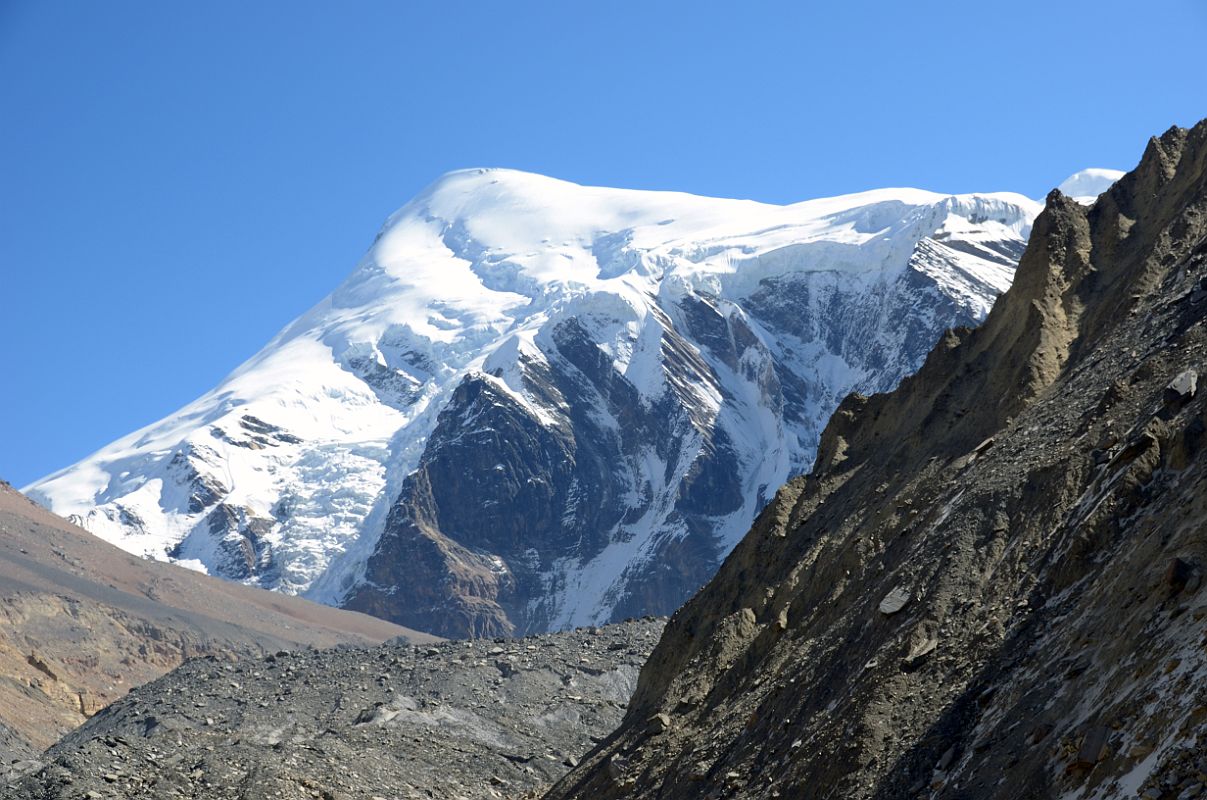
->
3, 619, 664, 800
548, 123, 1207, 799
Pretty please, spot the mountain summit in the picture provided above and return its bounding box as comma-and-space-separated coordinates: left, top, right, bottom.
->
28, 171, 1039, 637
1057, 167, 1126, 203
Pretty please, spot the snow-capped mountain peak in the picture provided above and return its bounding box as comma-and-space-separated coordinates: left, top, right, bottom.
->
1057, 167, 1126, 204
28, 170, 1042, 637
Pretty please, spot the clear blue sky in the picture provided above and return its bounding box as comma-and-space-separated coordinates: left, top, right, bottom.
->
2, 1, 1205, 487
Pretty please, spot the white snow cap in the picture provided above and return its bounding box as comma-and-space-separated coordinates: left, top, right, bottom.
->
1057, 168, 1126, 204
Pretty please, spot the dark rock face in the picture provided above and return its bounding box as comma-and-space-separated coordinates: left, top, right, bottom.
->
345, 314, 740, 638
344, 234, 1010, 640
743, 261, 988, 407
548, 122, 1207, 799
168, 445, 228, 515
345, 352, 426, 410
345, 254, 998, 639
168, 503, 276, 582
3, 620, 664, 800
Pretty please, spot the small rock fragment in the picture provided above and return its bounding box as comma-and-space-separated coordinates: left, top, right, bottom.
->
1027, 723, 1052, 745
1072, 725, 1110, 770
903, 619, 939, 669
1166, 557, 1199, 594
646, 712, 671, 735
605, 754, 629, 783
879, 586, 912, 615
1165, 370, 1198, 406
1063, 656, 1090, 679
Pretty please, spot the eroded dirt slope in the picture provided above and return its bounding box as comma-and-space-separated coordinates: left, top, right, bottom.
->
0, 481, 430, 767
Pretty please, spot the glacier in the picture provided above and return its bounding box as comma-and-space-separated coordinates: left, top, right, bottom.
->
27, 168, 1046, 636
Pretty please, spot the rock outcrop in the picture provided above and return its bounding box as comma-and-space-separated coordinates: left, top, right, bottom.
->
548, 122, 1207, 799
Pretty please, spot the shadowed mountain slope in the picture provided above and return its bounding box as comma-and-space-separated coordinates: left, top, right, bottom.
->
549, 122, 1207, 800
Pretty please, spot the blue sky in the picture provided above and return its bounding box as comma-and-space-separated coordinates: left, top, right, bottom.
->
2, 0, 1205, 487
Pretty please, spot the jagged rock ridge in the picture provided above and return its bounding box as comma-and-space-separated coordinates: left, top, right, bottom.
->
26, 173, 1040, 638
548, 122, 1207, 799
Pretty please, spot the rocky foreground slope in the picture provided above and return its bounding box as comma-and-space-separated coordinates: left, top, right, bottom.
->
28, 171, 1039, 638
2, 620, 663, 800
0, 481, 427, 773
548, 123, 1207, 799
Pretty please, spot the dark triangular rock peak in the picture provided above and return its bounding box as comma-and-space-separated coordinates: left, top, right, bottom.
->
548, 119, 1207, 799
